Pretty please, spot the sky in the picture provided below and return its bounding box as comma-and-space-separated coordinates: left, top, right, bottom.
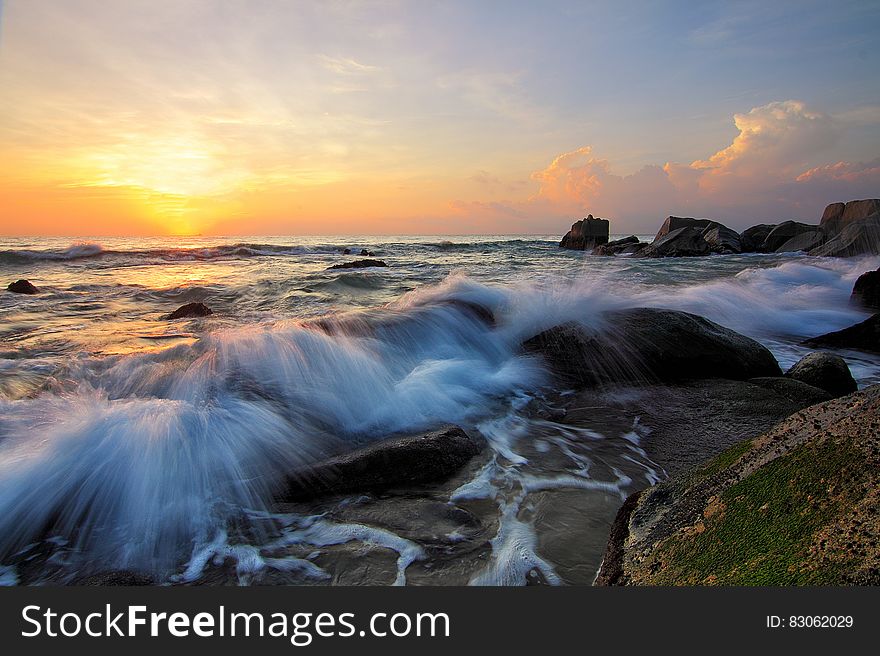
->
0, 0, 878, 236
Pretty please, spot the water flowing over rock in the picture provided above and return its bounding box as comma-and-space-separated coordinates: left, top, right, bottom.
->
522, 308, 781, 387
784, 352, 857, 398
278, 425, 483, 501
7, 279, 39, 294
166, 302, 213, 320
803, 314, 880, 353
852, 267, 880, 311
559, 215, 610, 250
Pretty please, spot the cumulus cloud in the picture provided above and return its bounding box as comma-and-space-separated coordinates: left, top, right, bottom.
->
458, 100, 880, 232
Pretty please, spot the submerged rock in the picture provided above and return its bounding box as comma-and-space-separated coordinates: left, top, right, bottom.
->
278, 425, 483, 501
7, 279, 39, 294
559, 215, 610, 250
784, 352, 857, 398
328, 259, 388, 270
596, 385, 880, 585
852, 267, 880, 310
166, 302, 213, 320
523, 308, 781, 387
803, 314, 880, 353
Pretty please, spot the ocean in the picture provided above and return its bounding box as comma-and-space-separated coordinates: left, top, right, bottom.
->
1, 235, 878, 585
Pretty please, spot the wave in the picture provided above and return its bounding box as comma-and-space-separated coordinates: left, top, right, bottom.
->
0, 242, 105, 263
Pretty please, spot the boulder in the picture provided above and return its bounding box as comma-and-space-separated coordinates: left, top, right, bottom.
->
701, 224, 741, 254
278, 425, 483, 501
592, 235, 642, 256
803, 314, 880, 353
359, 249, 375, 257
820, 202, 846, 230
653, 216, 718, 241
774, 229, 825, 253
809, 215, 880, 257
784, 352, 857, 398
739, 224, 775, 252
522, 308, 781, 388
166, 302, 213, 320
596, 385, 880, 585
760, 221, 818, 252
746, 376, 832, 406
559, 215, 610, 250
820, 199, 880, 234
7, 279, 39, 294
342, 248, 351, 254
851, 267, 880, 310
328, 259, 388, 270
637, 226, 711, 258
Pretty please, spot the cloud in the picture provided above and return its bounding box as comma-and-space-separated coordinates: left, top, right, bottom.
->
317, 55, 381, 75
457, 100, 880, 232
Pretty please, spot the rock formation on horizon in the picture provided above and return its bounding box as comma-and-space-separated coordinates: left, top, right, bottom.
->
559, 214, 610, 250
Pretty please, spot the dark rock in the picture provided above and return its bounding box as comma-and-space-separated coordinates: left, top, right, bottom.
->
7, 279, 39, 294
523, 308, 781, 388
701, 224, 741, 254
746, 377, 832, 406
637, 226, 712, 258
559, 215, 610, 250
166, 302, 213, 320
328, 259, 388, 270
592, 235, 641, 256
809, 215, 880, 257
594, 490, 643, 586
278, 425, 484, 501
803, 315, 880, 353
739, 224, 775, 252
359, 249, 375, 257
653, 216, 718, 241
784, 352, 857, 398
75, 571, 156, 586
760, 221, 819, 252
852, 268, 880, 311
820, 199, 880, 234
774, 229, 825, 253
342, 248, 351, 255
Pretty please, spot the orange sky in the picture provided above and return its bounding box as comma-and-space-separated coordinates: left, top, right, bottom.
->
1, 1, 878, 236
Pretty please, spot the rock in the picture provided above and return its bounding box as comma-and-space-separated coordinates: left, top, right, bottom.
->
342, 248, 351, 254
784, 352, 857, 398
809, 215, 880, 257
75, 571, 156, 586
653, 216, 718, 241
278, 425, 484, 501
7, 279, 39, 294
328, 259, 388, 270
739, 224, 775, 252
760, 221, 819, 252
637, 226, 711, 258
359, 249, 375, 257
820, 199, 880, 234
559, 215, 610, 250
166, 302, 213, 320
592, 235, 642, 256
522, 308, 781, 388
596, 385, 880, 585
746, 377, 832, 406
701, 224, 741, 254
852, 268, 880, 310
803, 314, 880, 353
774, 229, 825, 253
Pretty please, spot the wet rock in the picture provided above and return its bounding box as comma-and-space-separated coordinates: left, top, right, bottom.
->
75, 571, 156, 586
278, 425, 484, 501
166, 302, 213, 320
359, 249, 375, 257
803, 314, 880, 353
746, 376, 832, 406
701, 224, 741, 254
761, 221, 819, 252
523, 308, 781, 387
592, 235, 643, 256
328, 259, 388, 270
653, 216, 718, 241
739, 224, 775, 252
852, 267, 880, 311
637, 226, 712, 258
342, 247, 351, 254
559, 215, 610, 250
7, 279, 39, 294
784, 352, 857, 398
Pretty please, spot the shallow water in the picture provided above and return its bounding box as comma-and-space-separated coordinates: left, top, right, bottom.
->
1, 235, 878, 585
